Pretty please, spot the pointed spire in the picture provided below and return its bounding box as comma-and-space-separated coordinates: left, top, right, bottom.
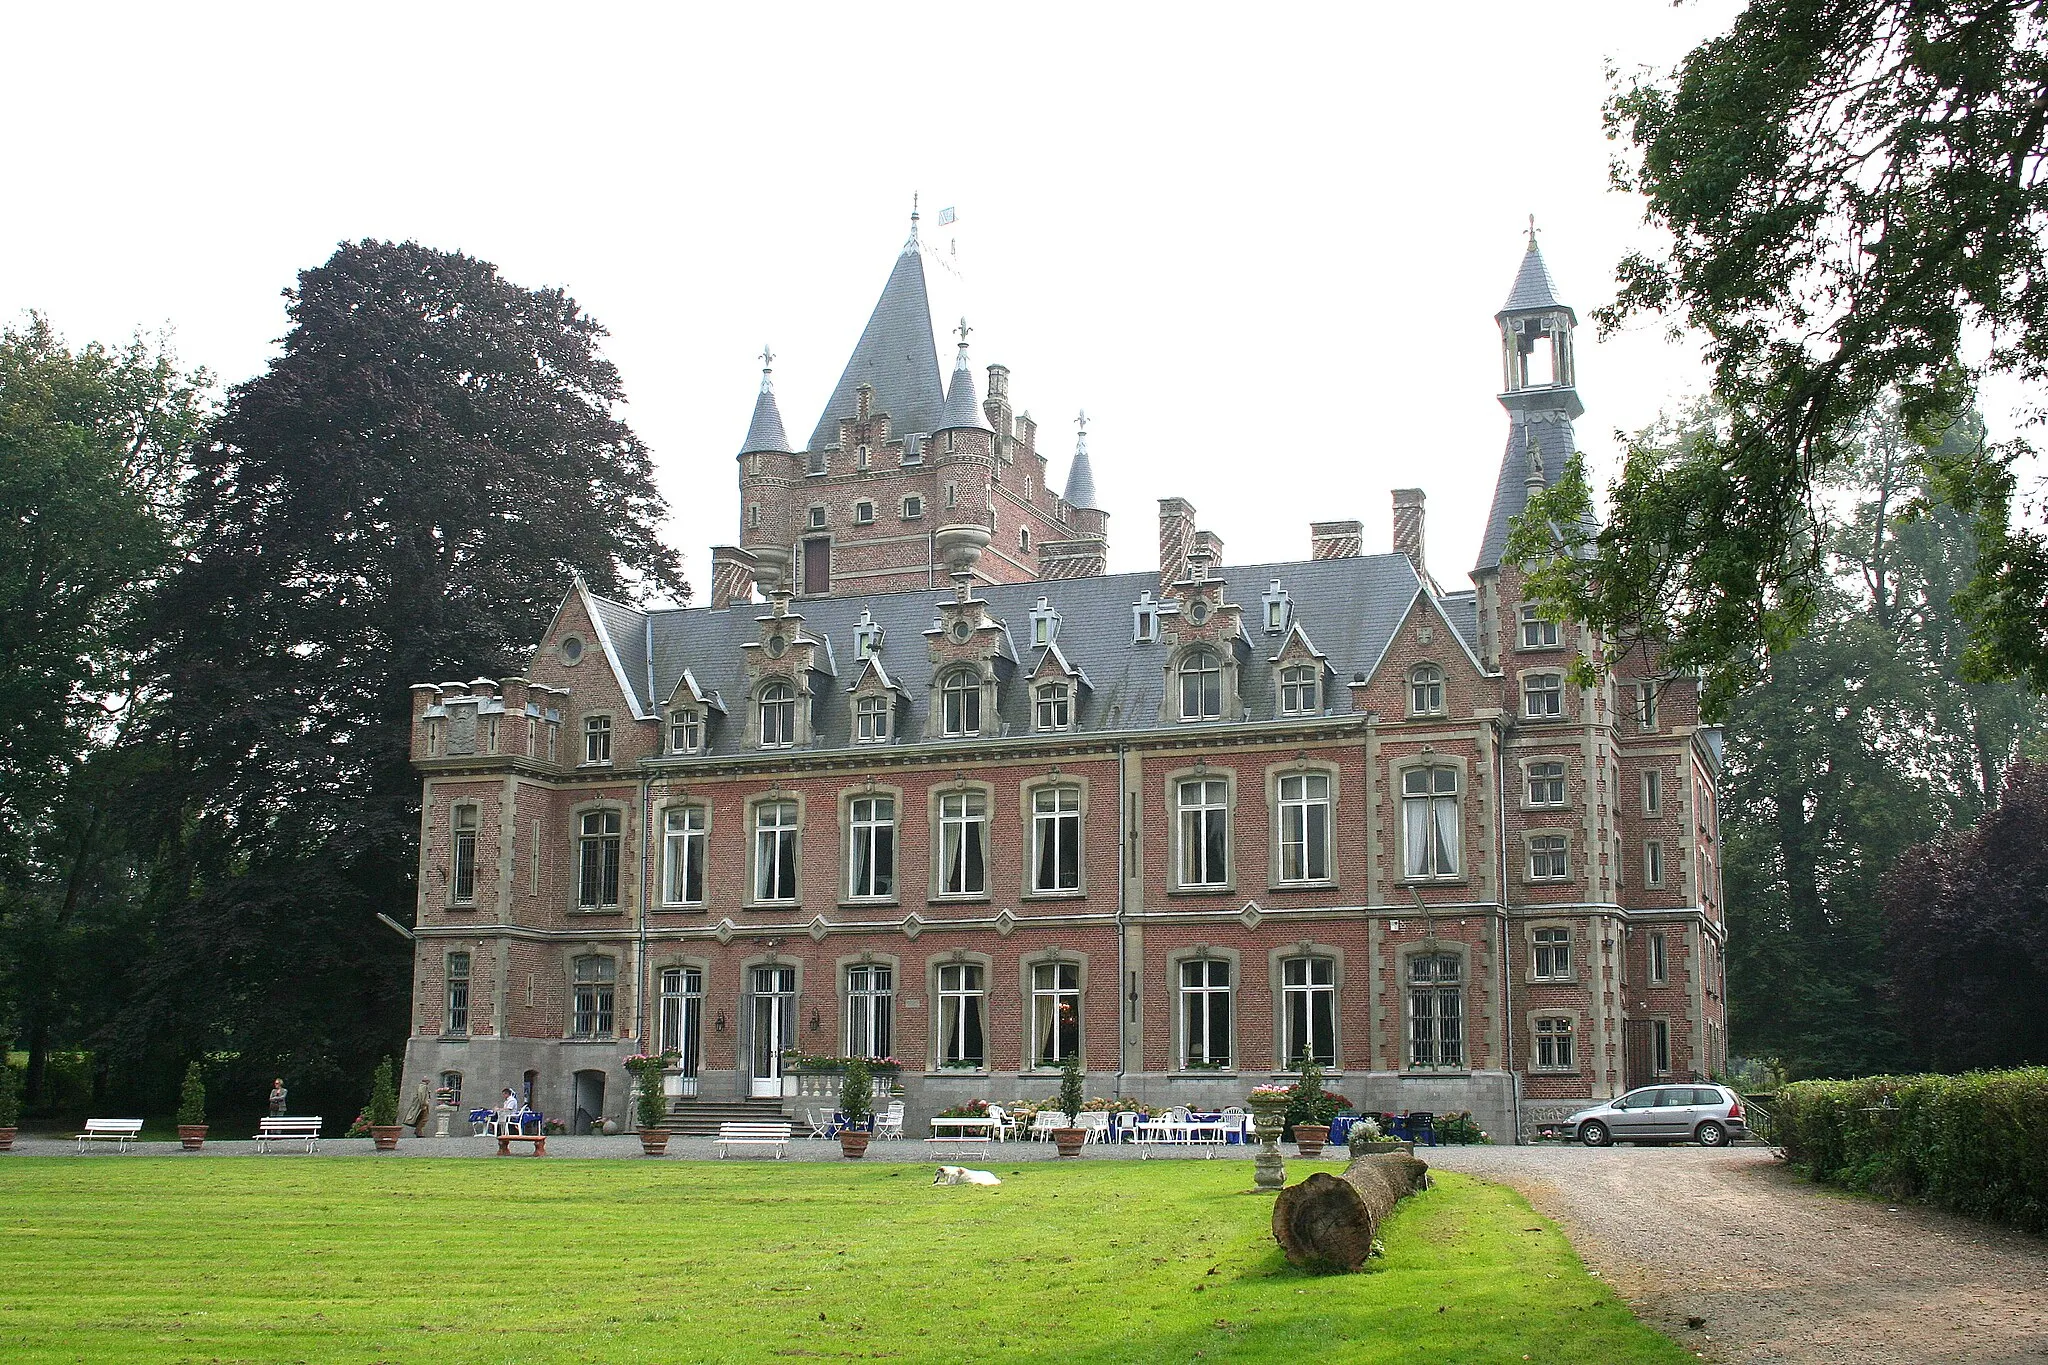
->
1499, 220, 1572, 318
807, 236, 946, 451
937, 317, 995, 433
903, 192, 920, 254
1063, 410, 1099, 509
740, 344, 792, 454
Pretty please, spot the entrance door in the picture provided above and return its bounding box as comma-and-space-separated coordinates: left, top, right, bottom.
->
802, 538, 830, 595
572, 1069, 606, 1134
750, 965, 796, 1098
1622, 1019, 1654, 1091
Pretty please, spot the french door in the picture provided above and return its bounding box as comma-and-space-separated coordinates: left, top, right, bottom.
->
750, 966, 796, 1098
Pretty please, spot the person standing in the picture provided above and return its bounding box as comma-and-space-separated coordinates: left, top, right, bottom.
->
403, 1078, 431, 1136
268, 1078, 288, 1116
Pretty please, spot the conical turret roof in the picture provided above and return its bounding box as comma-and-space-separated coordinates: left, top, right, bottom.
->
741, 361, 793, 454
1064, 427, 1099, 509
1499, 237, 1574, 319
806, 246, 946, 451
938, 342, 994, 432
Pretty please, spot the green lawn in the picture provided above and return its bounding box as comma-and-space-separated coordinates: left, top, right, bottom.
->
0, 1157, 1690, 1363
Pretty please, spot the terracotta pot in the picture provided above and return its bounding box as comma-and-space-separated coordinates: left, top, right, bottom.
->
0, 1127, 14, 1153
370, 1124, 403, 1152
178, 1124, 208, 1151
638, 1127, 670, 1156
1293, 1123, 1330, 1157
1052, 1127, 1087, 1158
838, 1130, 872, 1159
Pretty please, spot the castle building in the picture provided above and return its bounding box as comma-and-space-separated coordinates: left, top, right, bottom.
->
401, 217, 1728, 1141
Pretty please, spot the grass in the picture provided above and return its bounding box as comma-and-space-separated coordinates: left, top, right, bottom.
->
0, 1156, 1691, 1363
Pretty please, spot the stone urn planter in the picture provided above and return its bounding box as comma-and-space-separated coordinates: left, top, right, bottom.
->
838, 1130, 872, 1159
1248, 1097, 1291, 1191
1051, 1127, 1087, 1158
638, 1127, 671, 1156
370, 1124, 403, 1152
1292, 1123, 1330, 1157
177, 1124, 209, 1152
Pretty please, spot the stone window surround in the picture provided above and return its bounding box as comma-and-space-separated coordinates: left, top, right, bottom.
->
851, 689, 896, 744
565, 947, 621, 1041
666, 706, 704, 756
926, 778, 996, 904
1272, 657, 1325, 719
1518, 753, 1571, 810
1644, 838, 1666, 888
1163, 762, 1236, 896
1032, 677, 1075, 734
579, 711, 614, 767
566, 798, 630, 915
1268, 942, 1346, 1072
649, 952, 710, 1058
838, 782, 905, 908
1515, 605, 1565, 651
447, 799, 482, 909
1389, 751, 1469, 885
1516, 667, 1569, 721
1522, 917, 1581, 984
1645, 927, 1671, 985
442, 948, 472, 1039
1018, 949, 1088, 1074
1395, 939, 1474, 1075
1165, 944, 1242, 1075
736, 951, 804, 1074
743, 791, 806, 909
652, 797, 711, 911
747, 673, 813, 750
1015, 773, 1091, 900
924, 660, 998, 742
1521, 827, 1573, 884
926, 948, 995, 1073
1164, 640, 1238, 724
1407, 661, 1447, 718
1264, 758, 1341, 891
1526, 1008, 1580, 1073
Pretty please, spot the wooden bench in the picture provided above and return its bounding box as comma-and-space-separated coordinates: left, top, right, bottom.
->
715, 1122, 792, 1158
76, 1118, 144, 1152
495, 1133, 546, 1156
253, 1116, 323, 1153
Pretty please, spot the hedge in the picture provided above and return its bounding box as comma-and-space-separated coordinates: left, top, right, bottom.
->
1773, 1069, 2048, 1234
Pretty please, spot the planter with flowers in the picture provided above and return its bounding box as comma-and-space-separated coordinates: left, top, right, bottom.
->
625, 1051, 678, 1155
176, 1062, 208, 1150
1247, 1083, 1292, 1190
1287, 1059, 1334, 1156
837, 1059, 875, 1158
1050, 1053, 1088, 1157
366, 1057, 402, 1151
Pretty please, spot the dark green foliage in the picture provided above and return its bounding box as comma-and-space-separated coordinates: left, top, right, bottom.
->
0, 1064, 19, 1127
1281, 1059, 1348, 1133
1773, 1070, 2048, 1233
176, 1062, 205, 1127
1057, 1052, 1085, 1126
1513, 2, 2048, 699
838, 1059, 873, 1127
366, 1057, 397, 1128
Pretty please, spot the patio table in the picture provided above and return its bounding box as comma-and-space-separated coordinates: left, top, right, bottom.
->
928, 1116, 1001, 1140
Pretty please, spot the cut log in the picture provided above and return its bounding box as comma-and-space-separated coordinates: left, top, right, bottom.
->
1270, 1150, 1431, 1271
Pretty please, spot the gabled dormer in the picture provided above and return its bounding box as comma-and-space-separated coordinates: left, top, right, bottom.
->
1267, 620, 1330, 719
739, 591, 829, 750
1158, 542, 1248, 723
1027, 639, 1090, 733
660, 667, 726, 756
923, 582, 1014, 741
846, 653, 908, 745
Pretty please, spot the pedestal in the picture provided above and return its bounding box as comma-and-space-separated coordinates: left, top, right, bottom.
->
432, 1104, 455, 1138
1250, 1104, 1289, 1191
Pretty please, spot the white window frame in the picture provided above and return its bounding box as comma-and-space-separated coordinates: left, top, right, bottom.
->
753, 800, 799, 902
1648, 930, 1668, 985
577, 808, 622, 909
1409, 663, 1445, 716
936, 962, 985, 1068
758, 683, 796, 749
584, 715, 612, 764
855, 694, 891, 743
854, 500, 875, 525
1642, 769, 1662, 817
1534, 1015, 1574, 1070
1035, 680, 1071, 732
1277, 772, 1330, 884
1529, 833, 1569, 881
847, 795, 896, 901
662, 804, 706, 906
1178, 958, 1233, 1069
1280, 664, 1318, 716
1406, 953, 1464, 1070
1526, 761, 1566, 807
1519, 606, 1560, 649
1177, 777, 1230, 888
940, 669, 982, 738
1030, 961, 1080, 1066
1177, 648, 1223, 721
1532, 926, 1571, 980
657, 965, 703, 1074
1644, 839, 1665, 888
844, 964, 893, 1059
1280, 956, 1335, 1067
1523, 672, 1563, 719
668, 708, 701, 755
1030, 785, 1082, 893
1401, 766, 1460, 879
938, 790, 988, 897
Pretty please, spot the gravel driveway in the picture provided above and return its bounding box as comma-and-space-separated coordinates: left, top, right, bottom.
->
1429, 1144, 2048, 1364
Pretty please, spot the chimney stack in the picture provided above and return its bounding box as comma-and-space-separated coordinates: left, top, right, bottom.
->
710, 546, 757, 610
1391, 490, 1427, 576
1192, 529, 1223, 577
1311, 519, 1363, 560
1039, 536, 1107, 579
1159, 497, 1197, 587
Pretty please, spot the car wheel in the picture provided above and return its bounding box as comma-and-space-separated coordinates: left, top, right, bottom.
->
1696, 1121, 1727, 1147
1580, 1120, 1610, 1147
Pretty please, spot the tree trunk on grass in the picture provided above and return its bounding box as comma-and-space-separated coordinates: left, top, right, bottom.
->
1270, 1150, 1431, 1272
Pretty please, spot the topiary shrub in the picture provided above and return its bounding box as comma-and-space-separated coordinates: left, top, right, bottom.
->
176, 1062, 206, 1127
839, 1059, 874, 1129
1057, 1051, 1085, 1126
366, 1057, 399, 1128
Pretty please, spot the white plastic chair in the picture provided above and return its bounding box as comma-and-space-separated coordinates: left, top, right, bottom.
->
986, 1104, 1014, 1141
802, 1105, 833, 1140
1079, 1111, 1112, 1143
1114, 1111, 1140, 1144
1030, 1110, 1059, 1141
875, 1101, 905, 1140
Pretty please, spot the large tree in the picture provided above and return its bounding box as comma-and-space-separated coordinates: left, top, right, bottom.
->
1519, 1, 2048, 706
139, 240, 684, 1113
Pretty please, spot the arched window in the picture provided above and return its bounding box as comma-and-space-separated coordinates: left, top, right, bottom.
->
1410, 664, 1445, 716
855, 694, 890, 743
1178, 648, 1222, 721
1279, 664, 1318, 716
941, 669, 982, 737
1035, 681, 1071, 731
668, 707, 701, 755
758, 682, 795, 748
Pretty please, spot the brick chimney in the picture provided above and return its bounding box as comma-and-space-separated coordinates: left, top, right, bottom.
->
1192, 529, 1223, 576
709, 546, 756, 610
1039, 536, 1107, 579
1391, 490, 1426, 577
1311, 520, 1362, 560
1159, 497, 1197, 587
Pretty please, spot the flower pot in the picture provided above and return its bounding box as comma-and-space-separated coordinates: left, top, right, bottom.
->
1293, 1123, 1330, 1157
1248, 1101, 1290, 1144
370, 1124, 403, 1152
178, 1124, 209, 1151
0, 1127, 14, 1153
1051, 1127, 1087, 1158
838, 1130, 872, 1159
638, 1127, 670, 1156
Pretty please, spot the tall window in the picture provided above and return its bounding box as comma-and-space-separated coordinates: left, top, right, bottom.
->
847, 796, 896, 899
1645, 840, 1665, 887
754, 800, 798, 901
1407, 954, 1463, 1069
1282, 956, 1335, 1066
1410, 664, 1444, 715
1032, 961, 1080, 1066
668, 708, 701, 754
759, 684, 796, 748
1280, 665, 1318, 715
577, 809, 622, 908
1519, 605, 1560, 648
845, 964, 893, 1059
1535, 1015, 1574, 1069
1529, 835, 1569, 880
1637, 681, 1659, 730
451, 805, 479, 903
572, 955, 615, 1037
1277, 772, 1330, 883
1642, 770, 1662, 816
938, 791, 987, 895
1178, 649, 1222, 720
855, 694, 890, 743
1032, 786, 1081, 892
1527, 761, 1565, 806
662, 805, 705, 905
1524, 673, 1563, 718
1401, 767, 1459, 878
1648, 930, 1668, 984
1035, 681, 1071, 731
658, 966, 702, 1075
1533, 926, 1571, 979
936, 963, 985, 1068
445, 952, 470, 1036
584, 715, 611, 763
1651, 1019, 1671, 1074
941, 669, 982, 737
1179, 959, 1232, 1068
1178, 778, 1229, 886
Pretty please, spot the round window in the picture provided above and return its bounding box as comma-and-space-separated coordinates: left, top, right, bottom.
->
1189, 600, 1210, 626
560, 635, 584, 665
950, 620, 972, 643
767, 634, 788, 658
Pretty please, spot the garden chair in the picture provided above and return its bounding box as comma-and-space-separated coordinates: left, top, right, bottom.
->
1078, 1111, 1111, 1143
1220, 1105, 1247, 1145
986, 1104, 1015, 1141
1405, 1111, 1438, 1147
802, 1105, 833, 1139
1114, 1111, 1140, 1144
875, 1101, 905, 1140
1030, 1110, 1059, 1141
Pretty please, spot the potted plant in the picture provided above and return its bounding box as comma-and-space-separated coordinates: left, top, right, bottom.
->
1289, 1057, 1332, 1156
367, 1056, 402, 1151
1050, 1052, 1087, 1157
625, 1051, 676, 1155
176, 1061, 208, 1150
0, 1063, 18, 1153
837, 1059, 874, 1158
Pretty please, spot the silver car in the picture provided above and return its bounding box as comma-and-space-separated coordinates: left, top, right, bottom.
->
1568, 1084, 1748, 1147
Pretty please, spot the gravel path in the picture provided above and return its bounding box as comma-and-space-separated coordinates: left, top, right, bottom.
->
1429, 1144, 2048, 1364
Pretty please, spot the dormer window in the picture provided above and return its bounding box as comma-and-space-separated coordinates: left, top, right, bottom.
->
1133, 594, 1159, 644
941, 669, 982, 737
583, 715, 612, 764
1410, 664, 1445, 716
853, 611, 884, 659
808, 449, 827, 476
1261, 580, 1290, 634
1036, 681, 1071, 731
759, 683, 796, 748
668, 708, 701, 755
1280, 664, 1318, 716
856, 694, 891, 743
1178, 648, 1222, 721
1029, 597, 1060, 648
902, 434, 923, 465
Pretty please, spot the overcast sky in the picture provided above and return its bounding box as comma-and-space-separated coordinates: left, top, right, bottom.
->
8, 3, 1760, 601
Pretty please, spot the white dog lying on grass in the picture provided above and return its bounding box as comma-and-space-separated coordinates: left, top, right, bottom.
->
932, 1165, 1002, 1186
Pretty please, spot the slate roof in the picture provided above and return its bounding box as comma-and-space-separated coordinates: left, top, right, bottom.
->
806, 248, 946, 452
1473, 415, 1589, 573
626, 553, 1474, 756
740, 377, 793, 454
1063, 434, 1099, 509
939, 346, 993, 432
1500, 239, 1573, 318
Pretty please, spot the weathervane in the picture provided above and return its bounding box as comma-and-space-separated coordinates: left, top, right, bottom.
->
955, 316, 972, 346
758, 344, 775, 392
1075, 410, 1089, 434
1527, 213, 1538, 248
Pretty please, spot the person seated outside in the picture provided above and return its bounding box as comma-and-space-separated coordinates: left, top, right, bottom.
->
497, 1088, 524, 1136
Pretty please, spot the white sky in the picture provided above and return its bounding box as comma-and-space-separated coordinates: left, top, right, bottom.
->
6, 2, 1759, 601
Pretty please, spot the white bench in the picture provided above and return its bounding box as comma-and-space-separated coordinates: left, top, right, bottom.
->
254, 1116, 323, 1153
924, 1135, 993, 1158
76, 1118, 144, 1152
714, 1122, 792, 1158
